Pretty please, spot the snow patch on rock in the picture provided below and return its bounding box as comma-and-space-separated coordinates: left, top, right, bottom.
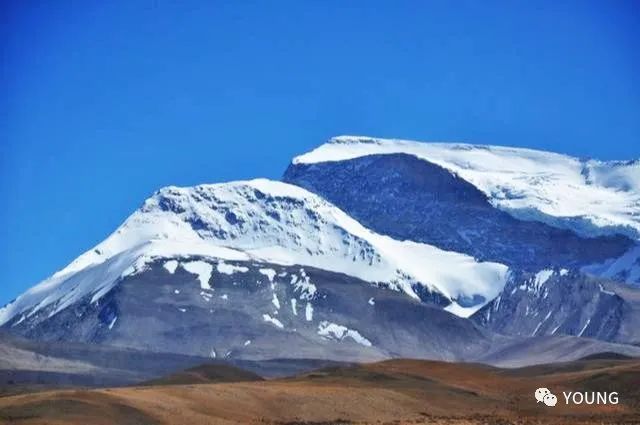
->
534, 269, 554, 287
163, 260, 179, 274
259, 268, 277, 282
262, 314, 284, 329
183, 261, 213, 290
318, 321, 372, 347
217, 261, 249, 275
305, 302, 313, 321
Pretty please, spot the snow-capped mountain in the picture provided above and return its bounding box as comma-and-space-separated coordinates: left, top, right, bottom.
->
292, 136, 640, 239
285, 136, 639, 282
3, 135, 640, 365
0, 179, 509, 328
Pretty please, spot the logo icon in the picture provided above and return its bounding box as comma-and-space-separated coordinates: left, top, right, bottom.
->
535, 388, 558, 407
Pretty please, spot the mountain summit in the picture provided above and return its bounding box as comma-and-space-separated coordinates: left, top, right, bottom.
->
3, 136, 640, 364
294, 135, 640, 238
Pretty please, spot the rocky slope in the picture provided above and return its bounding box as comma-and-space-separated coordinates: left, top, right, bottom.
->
472, 270, 640, 345
284, 152, 632, 272
4, 257, 500, 362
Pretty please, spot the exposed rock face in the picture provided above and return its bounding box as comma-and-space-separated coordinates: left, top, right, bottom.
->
284, 153, 633, 271
472, 270, 640, 345
6, 258, 495, 362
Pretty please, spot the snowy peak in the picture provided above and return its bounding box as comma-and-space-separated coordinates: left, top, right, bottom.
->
296, 135, 575, 164
294, 136, 640, 239
0, 179, 509, 326
113, 179, 508, 310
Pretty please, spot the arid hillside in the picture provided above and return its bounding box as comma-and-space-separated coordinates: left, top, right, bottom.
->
1, 356, 639, 425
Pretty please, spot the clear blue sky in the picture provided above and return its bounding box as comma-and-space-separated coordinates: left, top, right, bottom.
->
1, 1, 639, 306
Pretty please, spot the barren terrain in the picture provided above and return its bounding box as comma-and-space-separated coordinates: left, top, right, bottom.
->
1, 356, 639, 424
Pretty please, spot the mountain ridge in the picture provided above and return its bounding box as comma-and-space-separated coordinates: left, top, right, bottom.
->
0, 178, 511, 326
294, 135, 640, 239
3, 135, 640, 369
